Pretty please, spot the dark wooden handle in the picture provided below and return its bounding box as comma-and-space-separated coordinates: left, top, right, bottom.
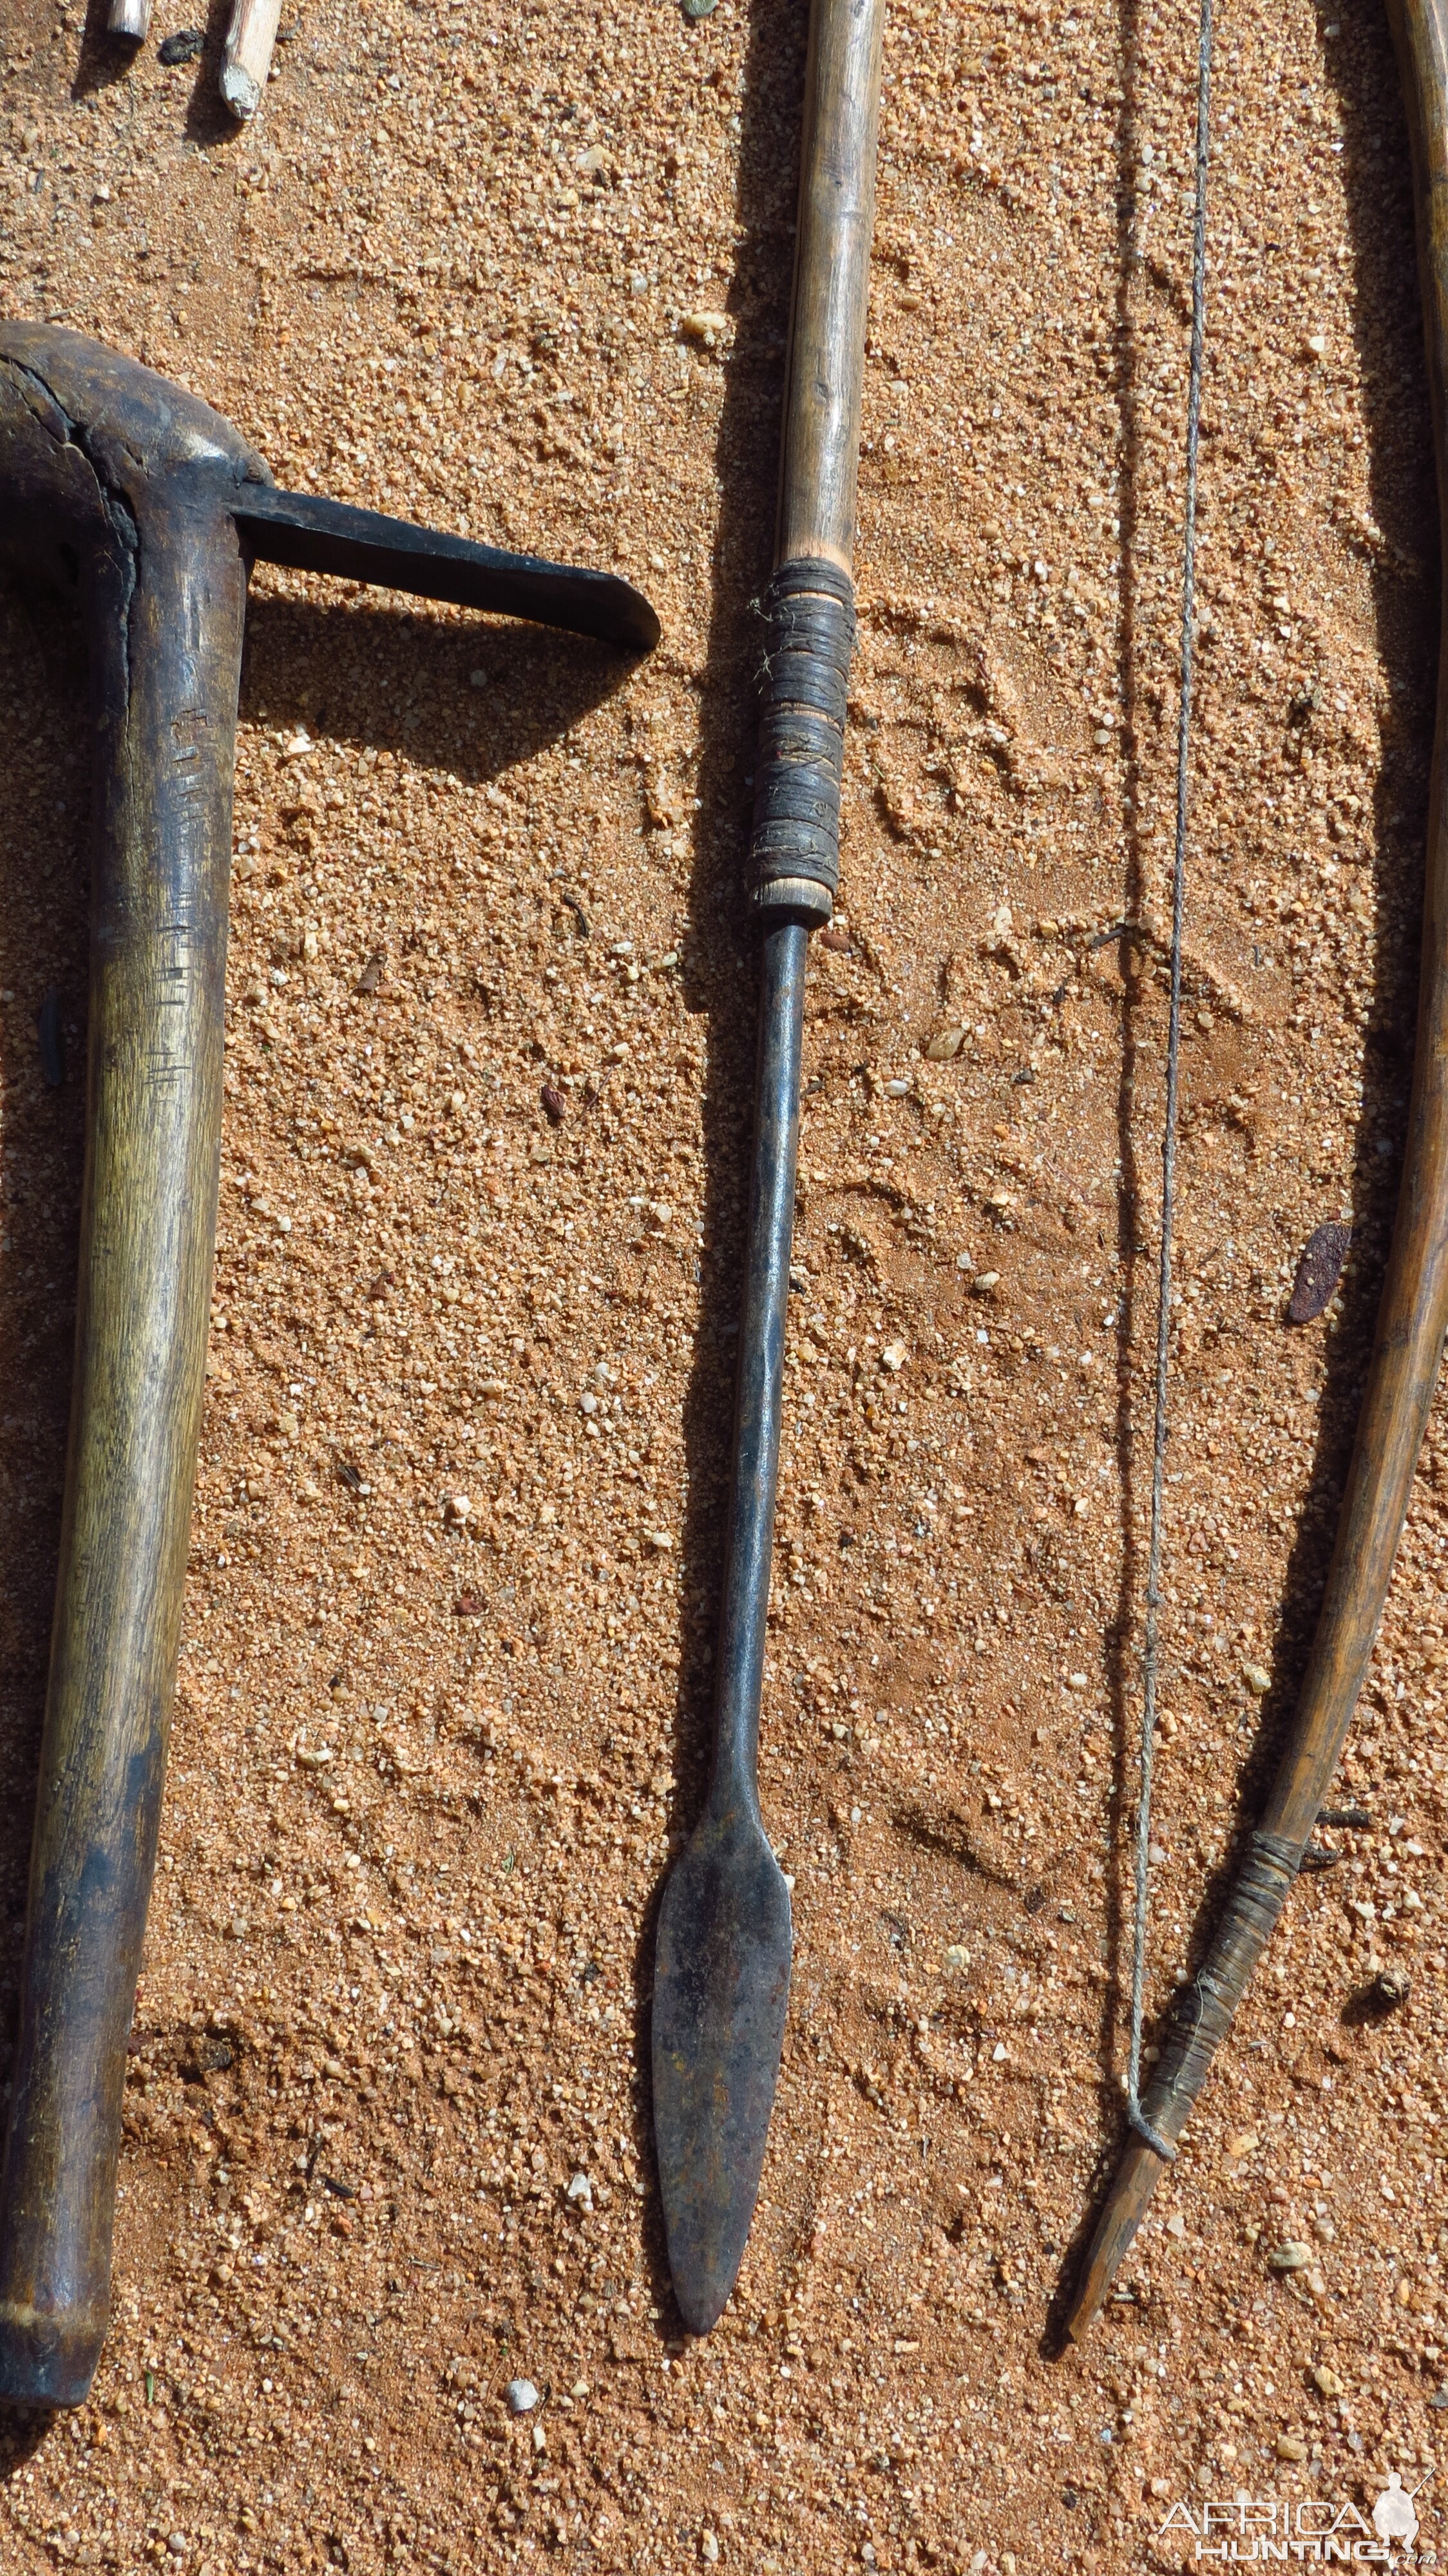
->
1065, 0, 1448, 2339
0, 482, 242, 2405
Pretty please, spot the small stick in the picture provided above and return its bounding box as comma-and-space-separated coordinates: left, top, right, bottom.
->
106, 0, 150, 37
220, 0, 282, 118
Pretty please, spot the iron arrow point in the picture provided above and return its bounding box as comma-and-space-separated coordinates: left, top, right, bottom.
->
652, 1802, 792, 2336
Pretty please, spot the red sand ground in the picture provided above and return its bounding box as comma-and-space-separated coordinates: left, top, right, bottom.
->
1, 0, 1445, 2566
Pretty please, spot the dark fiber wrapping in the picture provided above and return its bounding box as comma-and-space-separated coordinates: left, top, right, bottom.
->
1139, 1830, 1301, 2146
749, 557, 856, 923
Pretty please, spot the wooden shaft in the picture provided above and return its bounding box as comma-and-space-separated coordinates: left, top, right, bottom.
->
776, 0, 887, 576
0, 483, 241, 2408
220, 0, 282, 118
1066, 0, 1448, 2341
749, 0, 886, 936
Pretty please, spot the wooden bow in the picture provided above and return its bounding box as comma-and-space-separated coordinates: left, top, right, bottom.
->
1067, 0, 1448, 2337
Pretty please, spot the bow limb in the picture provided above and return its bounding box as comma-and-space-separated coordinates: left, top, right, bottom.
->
1066, 0, 1448, 2341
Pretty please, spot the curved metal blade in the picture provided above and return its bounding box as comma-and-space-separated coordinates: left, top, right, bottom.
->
234, 484, 660, 652
653, 1804, 792, 2334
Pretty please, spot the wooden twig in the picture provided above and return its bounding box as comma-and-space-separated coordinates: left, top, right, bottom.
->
220, 0, 282, 118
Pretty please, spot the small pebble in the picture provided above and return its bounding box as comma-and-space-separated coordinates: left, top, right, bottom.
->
356, 950, 386, 994
1312, 2364, 1345, 2396
1288, 1220, 1351, 1324
879, 1341, 906, 1372
541, 1083, 566, 1126
700, 2535, 720, 2566
819, 925, 852, 954
681, 0, 718, 20
1243, 1661, 1271, 1696
884, 1078, 911, 1097
925, 1026, 966, 1061
972, 1271, 1000, 1295
37, 989, 65, 1088
1370, 1965, 1411, 2011
1267, 2240, 1313, 2272
506, 2378, 539, 2415
566, 2171, 593, 2208
158, 26, 204, 61
1276, 2434, 1308, 2463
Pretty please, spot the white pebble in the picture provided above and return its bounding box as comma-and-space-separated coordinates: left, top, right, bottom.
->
506, 2378, 539, 2414
1267, 2240, 1312, 2273
567, 2172, 594, 2209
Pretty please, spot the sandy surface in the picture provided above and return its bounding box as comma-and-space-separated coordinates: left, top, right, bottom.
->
1, 0, 1447, 2566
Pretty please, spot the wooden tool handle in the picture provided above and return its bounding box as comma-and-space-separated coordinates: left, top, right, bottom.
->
0, 486, 242, 2406
220, 0, 282, 118
749, 0, 884, 933
777, 0, 886, 571
1066, 0, 1448, 2340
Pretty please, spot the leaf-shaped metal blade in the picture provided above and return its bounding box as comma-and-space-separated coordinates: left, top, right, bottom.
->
653, 1805, 792, 2334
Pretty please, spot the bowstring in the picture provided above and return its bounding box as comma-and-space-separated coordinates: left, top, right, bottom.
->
1127, 0, 1214, 2166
